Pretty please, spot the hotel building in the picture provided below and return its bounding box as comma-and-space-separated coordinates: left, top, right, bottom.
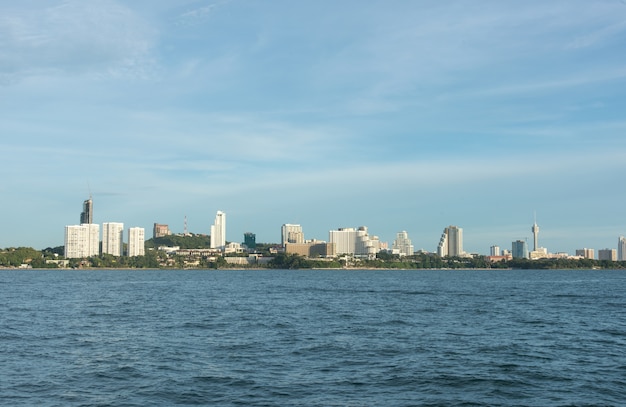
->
392, 231, 414, 256
102, 222, 124, 256
210, 210, 226, 249
437, 226, 463, 257
64, 224, 100, 258
281, 224, 304, 246
128, 227, 145, 257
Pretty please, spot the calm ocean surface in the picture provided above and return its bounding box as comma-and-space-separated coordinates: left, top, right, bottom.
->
1, 269, 625, 406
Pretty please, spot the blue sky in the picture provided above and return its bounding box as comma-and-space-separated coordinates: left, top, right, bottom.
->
2, 0, 626, 254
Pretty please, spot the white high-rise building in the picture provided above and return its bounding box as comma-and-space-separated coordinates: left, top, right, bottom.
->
392, 231, 414, 256
64, 224, 100, 258
490, 245, 501, 256
102, 222, 124, 256
329, 226, 379, 257
437, 225, 463, 257
128, 227, 145, 257
210, 210, 226, 249
281, 224, 304, 246
618, 236, 626, 261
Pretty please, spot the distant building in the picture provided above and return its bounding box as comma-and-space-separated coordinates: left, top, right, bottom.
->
511, 240, 528, 259
102, 222, 124, 256
529, 247, 548, 260
153, 223, 171, 239
490, 245, 500, 256
128, 227, 145, 257
244, 232, 256, 249
437, 226, 463, 257
80, 197, 93, 224
64, 224, 100, 258
575, 248, 595, 259
598, 248, 617, 261
532, 218, 539, 252
392, 231, 414, 256
285, 241, 337, 258
329, 226, 380, 257
210, 210, 226, 249
618, 236, 626, 261
281, 224, 304, 246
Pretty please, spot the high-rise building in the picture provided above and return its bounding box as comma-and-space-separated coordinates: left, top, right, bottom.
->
64, 223, 100, 258
244, 232, 256, 249
437, 226, 463, 257
532, 217, 539, 252
599, 248, 617, 261
618, 236, 626, 261
329, 226, 379, 256
281, 224, 304, 246
210, 210, 226, 249
490, 245, 501, 256
153, 223, 171, 239
80, 197, 93, 224
102, 222, 124, 256
575, 248, 595, 259
392, 231, 414, 256
128, 227, 145, 257
512, 240, 529, 259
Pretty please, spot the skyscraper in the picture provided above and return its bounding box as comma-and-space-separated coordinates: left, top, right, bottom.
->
329, 226, 379, 257
392, 231, 414, 256
64, 223, 99, 258
598, 248, 617, 261
512, 240, 529, 259
244, 232, 256, 249
128, 227, 145, 257
210, 210, 226, 249
281, 224, 304, 246
618, 236, 626, 261
102, 222, 124, 256
80, 197, 93, 224
437, 226, 463, 257
575, 248, 595, 259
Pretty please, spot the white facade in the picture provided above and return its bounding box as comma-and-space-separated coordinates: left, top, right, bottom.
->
210, 210, 226, 249
128, 227, 145, 257
392, 231, 414, 256
102, 222, 124, 256
329, 226, 379, 257
281, 224, 304, 246
437, 225, 463, 257
490, 245, 501, 256
64, 224, 100, 258
618, 236, 626, 261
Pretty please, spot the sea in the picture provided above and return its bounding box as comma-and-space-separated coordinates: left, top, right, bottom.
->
1, 268, 625, 407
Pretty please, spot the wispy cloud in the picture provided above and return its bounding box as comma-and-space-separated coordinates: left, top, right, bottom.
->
0, 0, 157, 83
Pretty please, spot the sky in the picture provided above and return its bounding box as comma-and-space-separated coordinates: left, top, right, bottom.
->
1, 0, 626, 254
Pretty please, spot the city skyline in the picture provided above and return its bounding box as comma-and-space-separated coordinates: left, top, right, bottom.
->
2, 1, 626, 252
58, 195, 625, 259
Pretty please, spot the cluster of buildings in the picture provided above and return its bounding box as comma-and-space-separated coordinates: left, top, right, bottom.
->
488, 220, 626, 261
63, 197, 145, 259
64, 197, 626, 262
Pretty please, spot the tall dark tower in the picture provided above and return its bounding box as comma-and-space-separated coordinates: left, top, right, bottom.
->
80, 196, 93, 224
532, 213, 539, 252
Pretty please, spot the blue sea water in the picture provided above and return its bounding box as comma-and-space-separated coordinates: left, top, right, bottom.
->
1, 269, 625, 406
